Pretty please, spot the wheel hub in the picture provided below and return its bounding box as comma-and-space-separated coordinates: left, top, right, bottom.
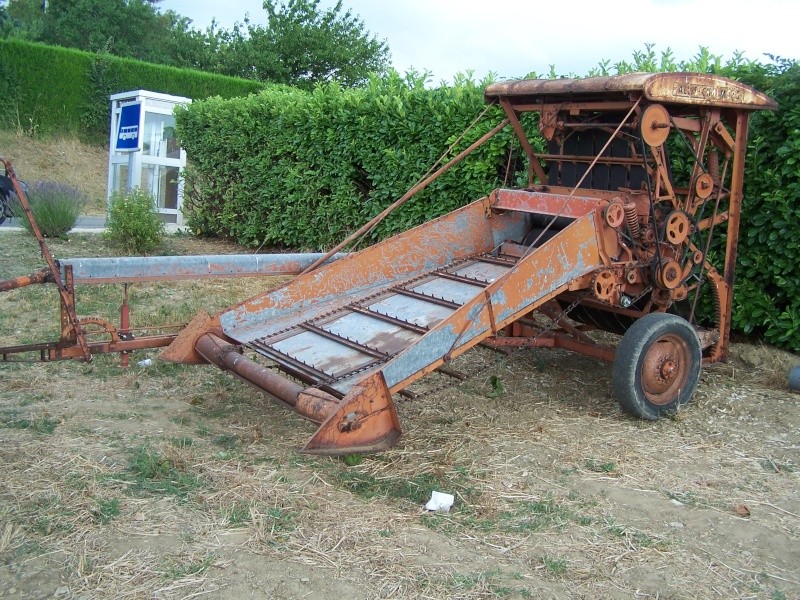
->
641, 335, 690, 405
659, 358, 676, 380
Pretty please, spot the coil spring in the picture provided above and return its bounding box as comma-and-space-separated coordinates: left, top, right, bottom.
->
713, 284, 722, 329
707, 149, 720, 186
624, 201, 641, 239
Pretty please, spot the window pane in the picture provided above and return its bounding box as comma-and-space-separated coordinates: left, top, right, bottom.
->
141, 164, 179, 210
112, 163, 129, 195
142, 113, 179, 159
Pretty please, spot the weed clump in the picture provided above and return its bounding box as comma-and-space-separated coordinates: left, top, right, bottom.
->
1, 415, 59, 434
104, 187, 165, 254
13, 180, 86, 238
126, 446, 199, 498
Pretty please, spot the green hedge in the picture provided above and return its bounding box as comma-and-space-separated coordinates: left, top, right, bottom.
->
176, 72, 524, 248
729, 60, 800, 351
177, 64, 800, 353
0, 38, 264, 140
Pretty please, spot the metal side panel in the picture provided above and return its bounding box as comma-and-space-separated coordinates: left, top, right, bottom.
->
380, 213, 603, 392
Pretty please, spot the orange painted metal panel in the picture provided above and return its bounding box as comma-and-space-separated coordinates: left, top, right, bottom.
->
379, 213, 602, 392
492, 188, 607, 217
217, 198, 529, 343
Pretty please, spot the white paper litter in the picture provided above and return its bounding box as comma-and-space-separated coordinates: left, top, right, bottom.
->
424, 491, 454, 512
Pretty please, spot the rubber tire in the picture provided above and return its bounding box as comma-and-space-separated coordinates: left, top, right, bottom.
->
612, 313, 701, 420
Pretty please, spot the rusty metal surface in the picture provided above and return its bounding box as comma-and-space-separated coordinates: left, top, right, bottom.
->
188, 209, 601, 430
166, 73, 776, 454
301, 371, 402, 455
640, 332, 693, 405
185, 209, 602, 456
195, 332, 349, 425
195, 333, 305, 405
484, 73, 778, 110
218, 198, 529, 343
644, 75, 777, 110
193, 332, 402, 451
2, 333, 176, 362
5, 73, 774, 455
380, 213, 602, 392
0, 267, 52, 292
0, 159, 305, 363
1, 158, 91, 361
482, 330, 616, 362
244, 253, 518, 397
491, 189, 606, 217
159, 311, 222, 365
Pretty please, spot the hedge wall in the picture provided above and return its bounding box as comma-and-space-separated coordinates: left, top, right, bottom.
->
176, 64, 800, 352
176, 72, 528, 249
0, 38, 264, 141
729, 60, 800, 351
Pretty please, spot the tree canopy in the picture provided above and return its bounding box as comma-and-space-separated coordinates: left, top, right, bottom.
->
257, 0, 390, 87
1, 0, 390, 89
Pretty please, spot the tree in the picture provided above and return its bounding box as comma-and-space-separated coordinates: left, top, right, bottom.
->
38, 0, 169, 59
5, 0, 45, 39
159, 1, 390, 89
0, 9, 9, 39
0, 3, 10, 35
254, 0, 390, 88
3, 0, 391, 90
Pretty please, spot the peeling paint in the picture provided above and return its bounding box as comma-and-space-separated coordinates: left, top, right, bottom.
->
380, 213, 601, 390
219, 199, 527, 340
214, 198, 600, 403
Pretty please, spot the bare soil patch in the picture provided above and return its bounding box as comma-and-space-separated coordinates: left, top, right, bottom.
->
1, 232, 799, 599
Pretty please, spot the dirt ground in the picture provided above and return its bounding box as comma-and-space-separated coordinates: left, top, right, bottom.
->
0, 233, 798, 599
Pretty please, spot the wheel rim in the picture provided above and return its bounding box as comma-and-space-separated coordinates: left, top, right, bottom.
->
640, 333, 691, 405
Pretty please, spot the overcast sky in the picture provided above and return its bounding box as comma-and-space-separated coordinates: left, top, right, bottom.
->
159, 0, 799, 84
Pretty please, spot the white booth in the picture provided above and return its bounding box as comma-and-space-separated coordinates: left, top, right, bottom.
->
108, 90, 190, 225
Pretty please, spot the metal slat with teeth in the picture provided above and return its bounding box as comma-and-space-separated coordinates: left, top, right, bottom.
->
244, 252, 519, 395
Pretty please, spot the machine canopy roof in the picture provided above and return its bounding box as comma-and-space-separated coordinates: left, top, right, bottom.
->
484, 73, 777, 111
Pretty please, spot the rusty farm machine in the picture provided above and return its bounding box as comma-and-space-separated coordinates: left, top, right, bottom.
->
1, 73, 776, 455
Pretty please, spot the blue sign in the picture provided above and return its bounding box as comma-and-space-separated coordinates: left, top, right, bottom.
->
115, 102, 142, 151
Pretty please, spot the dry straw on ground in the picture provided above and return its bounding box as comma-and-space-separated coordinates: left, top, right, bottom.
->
1, 337, 798, 599
1, 231, 799, 599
